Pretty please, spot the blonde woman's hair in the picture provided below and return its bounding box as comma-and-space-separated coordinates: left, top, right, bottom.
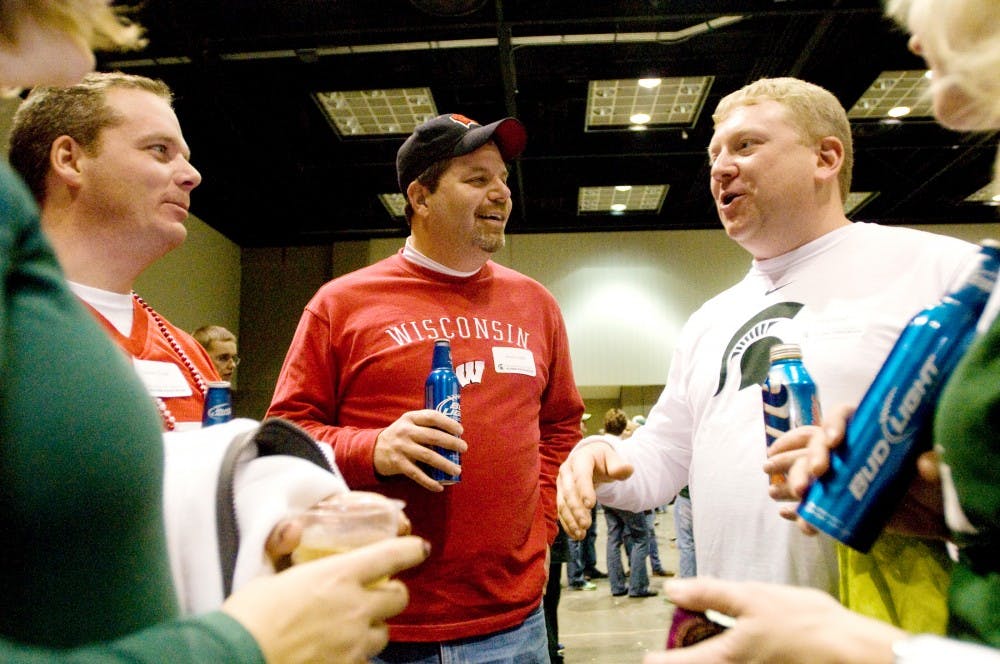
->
712, 77, 854, 200
0, 0, 145, 52
885, 0, 1000, 188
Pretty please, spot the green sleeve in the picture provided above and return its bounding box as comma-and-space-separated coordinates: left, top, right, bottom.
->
0, 613, 264, 664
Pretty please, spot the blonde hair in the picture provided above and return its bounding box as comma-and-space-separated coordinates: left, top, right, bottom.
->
0, 0, 145, 52
886, 0, 1000, 190
193, 325, 237, 351
713, 77, 853, 199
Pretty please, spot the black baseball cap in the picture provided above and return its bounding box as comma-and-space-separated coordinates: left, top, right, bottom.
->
396, 113, 527, 192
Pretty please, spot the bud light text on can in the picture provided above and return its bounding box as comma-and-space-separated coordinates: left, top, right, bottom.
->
202, 381, 233, 427
761, 344, 822, 485
798, 240, 1000, 552
424, 340, 462, 485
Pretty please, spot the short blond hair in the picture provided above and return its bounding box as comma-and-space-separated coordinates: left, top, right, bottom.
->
713, 77, 853, 199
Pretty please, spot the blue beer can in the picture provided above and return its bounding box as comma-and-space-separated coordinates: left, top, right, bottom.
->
425, 340, 462, 485
761, 344, 821, 485
798, 240, 1000, 552
202, 381, 233, 427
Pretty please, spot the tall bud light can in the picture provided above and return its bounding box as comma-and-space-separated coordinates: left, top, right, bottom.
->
424, 340, 462, 485
202, 381, 233, 427
761, 344, 822, 485
799, 240, 1000, 552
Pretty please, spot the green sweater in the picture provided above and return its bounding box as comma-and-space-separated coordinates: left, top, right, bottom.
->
934, 312, 1000, 648
0, 160, 262, 662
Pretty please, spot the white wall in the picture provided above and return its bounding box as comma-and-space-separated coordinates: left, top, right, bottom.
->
134, 213, 242, 339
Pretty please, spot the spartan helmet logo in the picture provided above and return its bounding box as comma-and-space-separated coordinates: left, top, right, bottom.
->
714, 302, 805, 396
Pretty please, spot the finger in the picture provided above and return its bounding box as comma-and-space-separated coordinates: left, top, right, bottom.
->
662, 577, 747, 619
408, 409, 464, 438
777, 503, 799, 521
768, 425, 817, 455
915, 450, 941, 484
785, 456, 815, 499
397, 512, 412, 536
265, 519, 303, 561
362, 623, 391, 661
796, 516, 818, 536
308, 536, 430, 585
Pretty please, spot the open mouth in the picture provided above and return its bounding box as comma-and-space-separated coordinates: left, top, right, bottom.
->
720, 192, 740, 206
477, 212, 505, 222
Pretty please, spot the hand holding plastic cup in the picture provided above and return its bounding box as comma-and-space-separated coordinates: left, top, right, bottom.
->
291, 491, 406, 565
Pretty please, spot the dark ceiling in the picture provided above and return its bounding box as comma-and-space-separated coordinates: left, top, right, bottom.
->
101, 0, 1000, 248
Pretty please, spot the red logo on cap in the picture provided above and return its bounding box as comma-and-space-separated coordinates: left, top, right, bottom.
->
449, 114, 480, 128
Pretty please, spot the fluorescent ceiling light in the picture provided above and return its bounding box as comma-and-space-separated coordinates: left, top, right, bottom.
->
314, 87, 437, 137
848, 71, 933, 120
844, 191, 879, 217
965, 181, 1000, 206
586, 76, 713, 131
578, 185, 669, 214
379, 193, 407, 218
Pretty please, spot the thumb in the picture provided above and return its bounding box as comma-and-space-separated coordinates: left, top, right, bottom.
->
596, 447, 634, 482
662, 577, 746, 618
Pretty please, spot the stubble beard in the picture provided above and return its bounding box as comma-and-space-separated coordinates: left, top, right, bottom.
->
473, 221, 506, 254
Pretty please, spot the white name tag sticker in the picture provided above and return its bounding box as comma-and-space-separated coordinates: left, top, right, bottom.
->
492, 347, 536, 376
133, 358, 193, 397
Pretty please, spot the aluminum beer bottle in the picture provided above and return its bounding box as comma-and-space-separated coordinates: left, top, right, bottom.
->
424, 339, 462, 485
798, 239, 1000, 552
202, 381, 233, 426
761, 344, 822, 485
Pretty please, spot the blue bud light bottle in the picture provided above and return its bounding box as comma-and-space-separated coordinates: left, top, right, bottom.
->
424, 340, 462, 485
798, 240, 1000, 552
761, 344, 821, 485
202, 381, 233, 427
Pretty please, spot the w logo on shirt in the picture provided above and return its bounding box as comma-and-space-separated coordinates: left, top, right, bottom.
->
455, 360, 485, 387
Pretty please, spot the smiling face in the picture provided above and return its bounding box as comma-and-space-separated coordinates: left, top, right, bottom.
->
409, 142, 512, 271
75, 87, 202, 261
708, 100, 830, 260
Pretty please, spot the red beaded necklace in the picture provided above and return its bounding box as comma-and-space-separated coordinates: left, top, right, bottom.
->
132, 292, 208, 430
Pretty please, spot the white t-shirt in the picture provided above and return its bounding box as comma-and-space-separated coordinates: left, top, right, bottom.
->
595, 222, 978, 592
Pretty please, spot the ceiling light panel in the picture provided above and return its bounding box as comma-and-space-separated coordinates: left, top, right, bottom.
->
843, 191, 879, 217
847, 71, 933, 119
578, 185, 669, 214
965, 181, 1000, 206
314, 88, 438, 137
586, 77, 713, 130
379, 193, 407, 218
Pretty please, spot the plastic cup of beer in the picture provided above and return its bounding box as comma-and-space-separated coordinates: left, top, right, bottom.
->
291, 491, 406, 565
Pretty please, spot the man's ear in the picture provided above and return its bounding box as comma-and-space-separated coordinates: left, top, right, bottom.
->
407, 180, 430, 215
815, 135, 844, 185
49, 135, 85, 187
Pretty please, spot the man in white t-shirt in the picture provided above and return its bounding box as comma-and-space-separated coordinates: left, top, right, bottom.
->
557, 77, 977, 629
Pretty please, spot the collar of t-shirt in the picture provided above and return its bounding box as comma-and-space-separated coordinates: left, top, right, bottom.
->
68, 281, 134, 336
402, 236, 482, 278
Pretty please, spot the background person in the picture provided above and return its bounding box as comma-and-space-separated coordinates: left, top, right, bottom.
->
267, 112, 584, 662
194, 324, 240, 382
602, 408, 658, 599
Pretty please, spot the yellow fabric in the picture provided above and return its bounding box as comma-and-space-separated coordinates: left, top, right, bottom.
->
838, 533, 951, 632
